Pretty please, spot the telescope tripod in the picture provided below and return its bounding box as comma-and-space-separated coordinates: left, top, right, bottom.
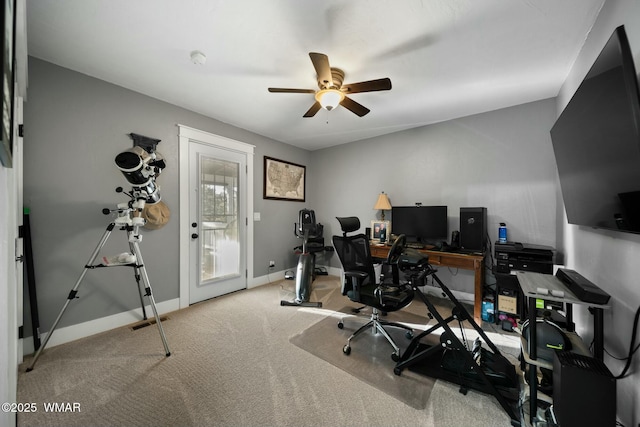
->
27, 216, 171, 371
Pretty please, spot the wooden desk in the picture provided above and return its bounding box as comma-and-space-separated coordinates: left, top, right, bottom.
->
370, 244, 485, 324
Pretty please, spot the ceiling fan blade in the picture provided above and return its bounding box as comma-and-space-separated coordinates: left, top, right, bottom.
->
341, 78, 392, 94
268, 88, 316, 94
303, 102, 322, 118
309, 52, 333, 88
340, 96, 370, 117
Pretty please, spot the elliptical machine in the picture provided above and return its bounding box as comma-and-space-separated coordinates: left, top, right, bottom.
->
281, 209, 332, 307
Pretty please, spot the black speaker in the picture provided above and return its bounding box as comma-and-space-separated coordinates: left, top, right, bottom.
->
553, 351, 616, 427
459, 207, 487, 252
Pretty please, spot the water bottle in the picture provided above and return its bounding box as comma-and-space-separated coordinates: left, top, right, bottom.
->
498, 223, 507, 244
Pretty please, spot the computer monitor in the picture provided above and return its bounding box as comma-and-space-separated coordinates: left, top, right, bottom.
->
391, 206, 448, 244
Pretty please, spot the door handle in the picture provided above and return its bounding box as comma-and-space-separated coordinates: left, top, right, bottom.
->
15, 238, 24, 262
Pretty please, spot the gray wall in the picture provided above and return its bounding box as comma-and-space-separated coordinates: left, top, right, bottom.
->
554, 0, 640, 424
23, 58, 560, 324
23, 3, 640, 420
312, 98, 559, 294
23, 57, 310, 332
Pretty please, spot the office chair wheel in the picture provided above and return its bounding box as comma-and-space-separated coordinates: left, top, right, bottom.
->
394, 367, 402, 376
338, 321, 344, 329
405, 331, 413, 340
343, 345, 351, 355
391, 352, 400, 362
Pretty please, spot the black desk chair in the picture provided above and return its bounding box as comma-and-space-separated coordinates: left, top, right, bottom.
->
332, 216, 414, 361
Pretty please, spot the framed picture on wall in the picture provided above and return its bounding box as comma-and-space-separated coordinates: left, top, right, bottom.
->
0, 0, 15, 168
370, 220, 390, 243
263, 156, 306, 202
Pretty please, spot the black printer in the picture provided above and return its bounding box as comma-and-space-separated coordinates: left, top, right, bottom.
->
495, 242, 555, 274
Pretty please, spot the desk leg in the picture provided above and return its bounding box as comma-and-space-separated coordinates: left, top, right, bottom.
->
473, 261, 483, 325
593, 307, 604, 361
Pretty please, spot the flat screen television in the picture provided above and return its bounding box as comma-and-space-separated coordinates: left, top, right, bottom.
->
550, 25, 640, 233
391, 205, 448, 244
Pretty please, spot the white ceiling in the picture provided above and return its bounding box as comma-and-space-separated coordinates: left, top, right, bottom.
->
26, 0, 605, 151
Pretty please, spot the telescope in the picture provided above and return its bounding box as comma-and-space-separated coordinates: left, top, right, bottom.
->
27, 144, 171, 372
114, 146, 165, 204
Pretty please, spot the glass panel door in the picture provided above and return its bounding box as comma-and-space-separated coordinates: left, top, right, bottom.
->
200, 156, 239, 282
189, 141, 246, 303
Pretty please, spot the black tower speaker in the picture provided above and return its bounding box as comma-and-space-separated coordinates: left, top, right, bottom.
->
552, 351, 616, 427
459, 207, 487, 252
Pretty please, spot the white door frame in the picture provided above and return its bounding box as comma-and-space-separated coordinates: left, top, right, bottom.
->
178, 125, 254, 309
2, 97, 24, 427
15, 98, 24, 362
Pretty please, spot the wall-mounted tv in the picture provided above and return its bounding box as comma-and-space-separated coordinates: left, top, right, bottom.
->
550, 25, 640, 233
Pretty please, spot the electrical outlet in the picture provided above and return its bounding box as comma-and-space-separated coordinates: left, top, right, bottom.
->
269, 260, 275, 268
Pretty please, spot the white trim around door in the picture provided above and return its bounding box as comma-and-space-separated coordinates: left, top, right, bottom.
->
178, 125, 254, 309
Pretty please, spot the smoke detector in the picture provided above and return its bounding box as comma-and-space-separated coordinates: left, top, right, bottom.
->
190, 50, 206, 65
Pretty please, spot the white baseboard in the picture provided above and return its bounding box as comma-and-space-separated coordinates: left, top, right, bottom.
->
250, 265, 341, 288
24, 267, 328, 356
23, 298, 180, 356
325, 266, 342, 277
318, 267, 474, 303
249, 269, 286, 288
23, 271, 473, 356
419, 285, 475, 305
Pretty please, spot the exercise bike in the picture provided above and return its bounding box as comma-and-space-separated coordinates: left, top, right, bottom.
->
281, 209, 333, 308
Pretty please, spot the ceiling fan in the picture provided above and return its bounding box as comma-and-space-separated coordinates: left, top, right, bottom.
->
268, 52, 392, 117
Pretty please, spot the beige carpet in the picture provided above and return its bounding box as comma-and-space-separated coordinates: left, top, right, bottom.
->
290, 305, 436, 409
17, 275, 521, 427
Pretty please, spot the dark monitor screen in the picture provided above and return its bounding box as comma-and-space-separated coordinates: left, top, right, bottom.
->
391, 206, 448, 243
550, 25, 640, 233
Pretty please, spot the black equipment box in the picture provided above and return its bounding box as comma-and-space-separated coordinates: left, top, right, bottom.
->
553, 351, 616, 427
556, 268, 610, 305
398, 248, 429, 271
495, 242, 554, 274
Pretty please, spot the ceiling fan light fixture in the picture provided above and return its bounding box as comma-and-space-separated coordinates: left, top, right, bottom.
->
315, 89, 344, 111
